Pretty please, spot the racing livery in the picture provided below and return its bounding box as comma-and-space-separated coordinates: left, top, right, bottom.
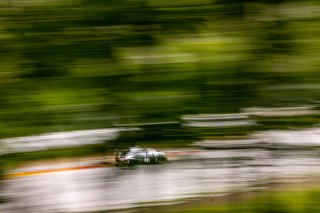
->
115, 147, 167, 166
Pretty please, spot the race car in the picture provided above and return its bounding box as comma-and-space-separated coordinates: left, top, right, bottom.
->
115, 146, 167, 166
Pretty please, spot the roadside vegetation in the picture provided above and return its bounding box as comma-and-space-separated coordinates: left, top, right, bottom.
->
134, 185, 320, 213
1, 0, 320, 139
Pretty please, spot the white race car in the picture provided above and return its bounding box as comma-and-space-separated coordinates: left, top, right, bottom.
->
115, 147, 167, 166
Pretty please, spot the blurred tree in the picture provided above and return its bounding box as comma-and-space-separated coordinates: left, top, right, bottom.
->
0, 0, 318, 137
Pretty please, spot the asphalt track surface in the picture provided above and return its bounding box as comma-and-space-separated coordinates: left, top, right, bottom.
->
2, 148, 320, 213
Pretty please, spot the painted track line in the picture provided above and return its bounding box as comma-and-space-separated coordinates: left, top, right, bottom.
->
5, 163, 112, 179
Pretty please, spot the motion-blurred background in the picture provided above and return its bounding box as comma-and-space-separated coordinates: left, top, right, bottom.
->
0, 0, 320, 136
1, 0, 320, 212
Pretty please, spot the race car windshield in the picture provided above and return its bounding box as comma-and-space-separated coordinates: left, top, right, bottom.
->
118, 150, 129, 157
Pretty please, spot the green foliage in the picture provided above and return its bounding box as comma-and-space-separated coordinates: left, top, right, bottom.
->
146, 187, 320, 213
0, 0, 320, 138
